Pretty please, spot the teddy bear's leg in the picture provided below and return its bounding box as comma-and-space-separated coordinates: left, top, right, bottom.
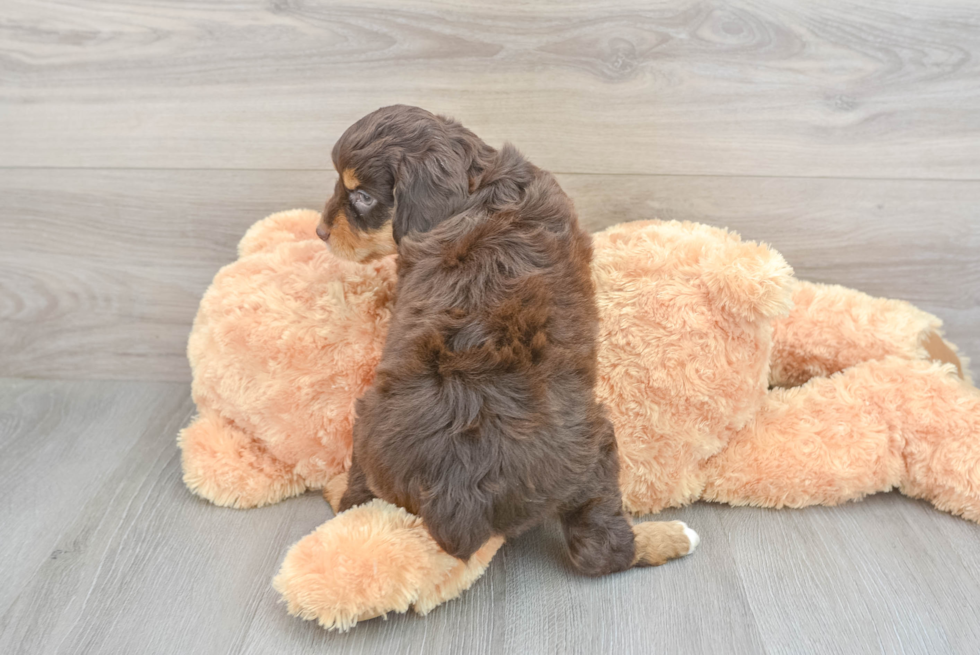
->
178, 412, 307, 508
273, 499, 505, 631
410, 534, 505, 615
701, 357, 980, 522
770, 281, 969, 387
881, 359, 980, 522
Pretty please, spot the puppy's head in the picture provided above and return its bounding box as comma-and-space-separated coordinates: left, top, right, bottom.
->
318, 105, 493, 262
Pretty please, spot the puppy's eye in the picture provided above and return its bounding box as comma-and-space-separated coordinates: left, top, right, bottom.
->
350, 189, 376, 213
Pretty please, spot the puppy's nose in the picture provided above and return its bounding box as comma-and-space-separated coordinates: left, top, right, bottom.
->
316, 222, 330, 243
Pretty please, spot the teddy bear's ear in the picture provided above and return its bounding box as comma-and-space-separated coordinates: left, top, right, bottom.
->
701, 238, 795, 322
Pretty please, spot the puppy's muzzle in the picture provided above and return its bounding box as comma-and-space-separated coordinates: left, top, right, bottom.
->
316, 220, 331, 243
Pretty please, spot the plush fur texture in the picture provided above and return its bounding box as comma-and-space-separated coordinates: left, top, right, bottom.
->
180, 209, 395, 508
591, 219, 796, 514
179, 209, 979, 630
702, 356, 980, 519
770, 281, 971, 387
272, 497, 504, 631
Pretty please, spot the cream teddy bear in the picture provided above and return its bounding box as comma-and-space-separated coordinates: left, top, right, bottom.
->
178, 210, 977, 630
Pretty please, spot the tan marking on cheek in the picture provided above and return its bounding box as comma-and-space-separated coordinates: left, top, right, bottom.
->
356, 221, 397, 262
328, 210, 397, 263
327, 210, 356, 258
342, 168, 360, 190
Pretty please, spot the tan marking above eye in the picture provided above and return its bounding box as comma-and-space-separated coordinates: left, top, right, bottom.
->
342, 168, 360, 190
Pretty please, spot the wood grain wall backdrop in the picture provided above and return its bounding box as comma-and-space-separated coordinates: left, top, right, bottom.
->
2, 171, 977, 380
0, 0, 978, 380
3, 0, 980, 176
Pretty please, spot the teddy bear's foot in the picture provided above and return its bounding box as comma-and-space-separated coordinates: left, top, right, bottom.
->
412, 535, 504, 615
632, 521, 699, 567
887, 359, 980, 523
702, 357, 980, 522
770, 281, 970, 387
273, 499, 504, 631
178, 412, 307, 508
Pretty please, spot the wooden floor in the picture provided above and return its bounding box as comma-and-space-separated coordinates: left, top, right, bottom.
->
1, 1, 979, 653
3, 379, 980, 655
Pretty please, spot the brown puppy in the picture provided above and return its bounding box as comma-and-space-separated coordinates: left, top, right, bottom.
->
320, 105, 691, 575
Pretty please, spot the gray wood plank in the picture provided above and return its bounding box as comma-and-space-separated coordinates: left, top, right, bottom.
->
2, 169, 977, 381
494, 507, 766, 655
0, 379, 502, 655
0, 168, 328, 381
719, 494, 980, 655
0, 378, 191, 617
2, 380, 979, 654
2, 0, 979, 178
0, 378, 315, 655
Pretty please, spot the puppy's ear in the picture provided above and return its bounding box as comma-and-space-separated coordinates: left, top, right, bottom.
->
418, 479, 494, 562
392, 153, 470, 243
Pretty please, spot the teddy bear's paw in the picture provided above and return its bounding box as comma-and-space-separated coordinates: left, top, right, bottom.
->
632, 520, 699, 567
177, 413, 306, 508
273, 499, 468, 631
412, 535, 505, 615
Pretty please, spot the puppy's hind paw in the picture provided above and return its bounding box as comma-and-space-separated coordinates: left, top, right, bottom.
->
632, 520, 699, 567
680, 522, 700, 555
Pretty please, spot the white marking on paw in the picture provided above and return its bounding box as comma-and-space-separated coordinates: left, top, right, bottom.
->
679, 522, 700, 555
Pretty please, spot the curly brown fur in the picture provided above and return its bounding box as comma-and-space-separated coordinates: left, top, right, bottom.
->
324, 105, 638, 575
